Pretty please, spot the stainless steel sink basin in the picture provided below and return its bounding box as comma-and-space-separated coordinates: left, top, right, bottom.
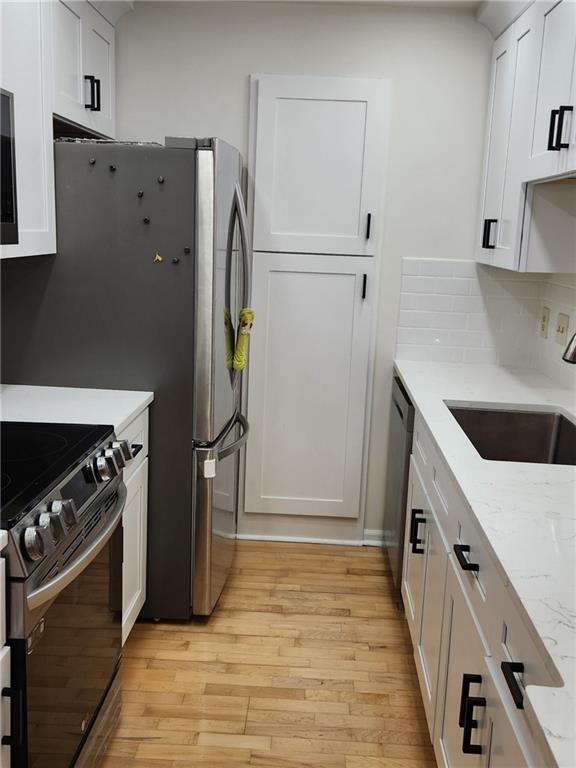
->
447, 406, 576, 466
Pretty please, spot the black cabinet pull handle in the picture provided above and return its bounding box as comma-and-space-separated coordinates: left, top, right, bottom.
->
409, 509, 425, 555
361, 274, 367, 300
501, 661, 524, 709
462, 695, 485, 755
2, 685, 24, 747
84, 74, 96, 110
454, 543, 479, 573
365, 213, 372, 239
458, 673, 481, 727
93, 77, 102, 112
548, 109, 560, 150
556, 105, 573, 150
481, 218, 497, 249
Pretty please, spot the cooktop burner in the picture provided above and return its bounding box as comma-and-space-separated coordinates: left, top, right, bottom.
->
0, 421, 114, 528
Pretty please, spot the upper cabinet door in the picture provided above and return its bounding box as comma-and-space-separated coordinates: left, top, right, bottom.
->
83, 5, 115, 136
52, 1, 115, 137
53, 0, 86, 126
476, 28, 515, 266
252, 75, 389, 256
0, 1, 56, 258
526, 0, 576, 180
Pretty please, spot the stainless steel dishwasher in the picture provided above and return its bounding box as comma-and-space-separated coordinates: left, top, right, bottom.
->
383, 376, 414, 590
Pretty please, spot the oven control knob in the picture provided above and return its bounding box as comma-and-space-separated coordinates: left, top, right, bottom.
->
47, 498, 78, 529
111, 440, 134, 462
52, 498, 77, 527
38, 510, 66, 543
93, 454, 112, 483
23, 526, 45, 562
108, 444, 126, 469
103, 449, 120, 477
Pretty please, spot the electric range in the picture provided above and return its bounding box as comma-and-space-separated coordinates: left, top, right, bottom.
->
0, 420, 137, 767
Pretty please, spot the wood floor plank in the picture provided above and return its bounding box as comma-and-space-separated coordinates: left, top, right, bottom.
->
106, 541, 435, 766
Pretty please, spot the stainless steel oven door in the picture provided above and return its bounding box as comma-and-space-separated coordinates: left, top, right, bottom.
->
9, 483, 125, 768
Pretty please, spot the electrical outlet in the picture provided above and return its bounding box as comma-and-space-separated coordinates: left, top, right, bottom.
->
540, 306, 550, 338
555, 312, 570, 345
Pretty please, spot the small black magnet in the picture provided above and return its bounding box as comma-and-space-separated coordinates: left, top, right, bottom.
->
137, 190, 144, 198
183, 246, 191, 254
157, 176, 165, 184
172, 257, 180, 264
89, 158, 96, 166
109, 165, 117, 172
143, 217, 150, 224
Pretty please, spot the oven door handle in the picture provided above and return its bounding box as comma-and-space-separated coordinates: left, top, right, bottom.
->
26, 484, 126, 612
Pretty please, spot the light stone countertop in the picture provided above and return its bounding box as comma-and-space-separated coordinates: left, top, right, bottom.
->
394, 360, 576, 768
0, 384, 153, 434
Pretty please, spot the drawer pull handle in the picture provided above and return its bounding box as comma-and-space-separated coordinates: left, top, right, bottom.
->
462, 695, 486, 755
501, 661, 524, 709
454, 543, 479, 573
409, 509, 425, 555
547, 108, 560, 151
556, 105, 573, 150
481, 218, 497, 249
458, 673, 481, 727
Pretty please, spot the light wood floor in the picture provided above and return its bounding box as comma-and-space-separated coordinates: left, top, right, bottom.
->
103, 541, 436, 768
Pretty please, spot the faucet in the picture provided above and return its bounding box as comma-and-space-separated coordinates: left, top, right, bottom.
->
563, 332, 576, 364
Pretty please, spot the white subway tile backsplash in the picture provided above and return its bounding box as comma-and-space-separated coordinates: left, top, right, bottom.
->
397, 259, 576, 389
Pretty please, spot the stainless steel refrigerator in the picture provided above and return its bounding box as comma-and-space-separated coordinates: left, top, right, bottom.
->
0, 137, 252, 619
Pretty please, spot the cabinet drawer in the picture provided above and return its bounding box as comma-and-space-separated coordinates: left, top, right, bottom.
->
413, 414, 460, 543
483, 656, 532, 768
117, 408, 149, 481
489, 588, 560, 765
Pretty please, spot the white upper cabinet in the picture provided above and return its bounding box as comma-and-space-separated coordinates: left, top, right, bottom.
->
52, 0, 116, 137
244, 252, 373, 519
0, 1, 56, 258
252, 75, 389, 256
524, 0, 576, 181
476, 0, 576, 272
476, 27, 516, 266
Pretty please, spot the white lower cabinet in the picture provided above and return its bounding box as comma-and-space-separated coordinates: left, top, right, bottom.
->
245, 252, 374, 520
122, 457, 148, 644
404, 413, 554, 768
402, 457, 449, 733
435, 557, 490, 768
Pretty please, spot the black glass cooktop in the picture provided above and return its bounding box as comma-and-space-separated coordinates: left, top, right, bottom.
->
0, 421, 114, 528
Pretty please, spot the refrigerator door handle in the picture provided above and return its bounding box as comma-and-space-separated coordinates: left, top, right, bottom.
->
226, 182, 252, 312
217, 413, 249, 461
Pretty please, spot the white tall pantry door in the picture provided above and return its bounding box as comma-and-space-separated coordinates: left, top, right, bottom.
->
252, 75, 388, 256
245, 254, 374, 519
245, 75, 388, 534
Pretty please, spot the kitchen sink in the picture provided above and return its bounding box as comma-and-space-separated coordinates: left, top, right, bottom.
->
447, 406, 576, 466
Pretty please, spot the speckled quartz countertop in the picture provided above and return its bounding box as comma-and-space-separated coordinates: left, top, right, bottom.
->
394, 360, 576, 768
0, 384, 153, 433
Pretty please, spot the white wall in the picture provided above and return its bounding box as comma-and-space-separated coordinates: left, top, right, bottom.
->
116, 2, 492, 537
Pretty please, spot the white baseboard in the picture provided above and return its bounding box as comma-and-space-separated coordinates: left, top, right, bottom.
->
236, 532, 385, 548
236, 533, 363, 547
362, 529, 385, 547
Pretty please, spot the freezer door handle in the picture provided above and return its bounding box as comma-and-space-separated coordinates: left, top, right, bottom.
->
217, 413, 249, 461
